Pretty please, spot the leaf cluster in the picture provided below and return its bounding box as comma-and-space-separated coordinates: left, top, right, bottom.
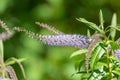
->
71, 10, 120, 79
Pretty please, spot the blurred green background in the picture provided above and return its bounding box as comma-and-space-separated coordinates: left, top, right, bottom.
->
0, 0, 120, 80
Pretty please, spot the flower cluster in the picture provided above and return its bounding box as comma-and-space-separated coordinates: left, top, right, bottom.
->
0, 20, 14, 40
14, 27, 92, 48
40, 34, 92, 48
114, 49, 120, 58
35, 22, 64, 34
8, 10, 120, 79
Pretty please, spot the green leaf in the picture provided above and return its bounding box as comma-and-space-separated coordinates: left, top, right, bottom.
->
75, 60, 85, 71
0, 40, 4, 64
0, 40, 3, 58
70, 49, 88, 59
110, 26, 120, 32
5, 58, 27, 66
111, 13, 117, 27
81, 73, 91, 80
109, 41, 120, 50
110, 56, 120, 64
99, 9, 104, 30
110, 13, 117, 40
76, 18, 103, 33
90, 44, 105, 71
87, 29, 91, 37
97, 62, 108, 68
70, 49, 88, 63
112, 70, 120, 75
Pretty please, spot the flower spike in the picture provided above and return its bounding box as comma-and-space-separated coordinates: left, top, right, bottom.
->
35, 22, 64, 35
14, 27, 92, 48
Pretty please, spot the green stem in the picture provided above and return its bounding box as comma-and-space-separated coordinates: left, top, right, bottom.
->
106, 46, 112, 78
1, 64, 6, 78
103, 32, 113, 78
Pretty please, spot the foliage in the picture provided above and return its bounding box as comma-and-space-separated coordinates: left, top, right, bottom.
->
1, 0, 120, 80
0, 20, 26, 80
70, 10, 120, 80
13, 10, 120, 80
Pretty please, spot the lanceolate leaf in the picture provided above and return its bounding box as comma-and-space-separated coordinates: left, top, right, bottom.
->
99, 10, 104, 30
5, 58, 27, 66
110, 26, 120, 31
76, 18, 102, 33
97, 62, 108, 68
81, 73, 91, 80
70, 49, 88, 58
70, 49, 88, 72
87, 29, 91, 37
110, 13, 117, 40
0, 40, 4, 64
109, 41, 120, 50
112, 70, 120, 75
90, 44, 105, 71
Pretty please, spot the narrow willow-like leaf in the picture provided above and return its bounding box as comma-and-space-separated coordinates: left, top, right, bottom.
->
70, 49, 88, 58
87, 29, 91, 37
110, 13, 117, 40
70, 49, 88, 63
75, 60, 85, 72
112, 70, 120, 75
109, 41, 120, 50
90, 44, 105, 71
99, 9, 104, 30
76, 18, 102, 33
97, 62, 108, 68
81, 73, 91, 80
0, 40, 4, 64
35, 22, 64, 35
110, 26, 120, 31
5, 58, 26, 66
